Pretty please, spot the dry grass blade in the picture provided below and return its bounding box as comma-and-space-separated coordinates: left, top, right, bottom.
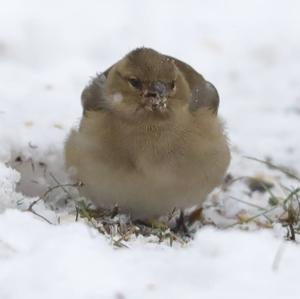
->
244, 156, 300, 182
280, 188, 300, 241
28, 182, 80, 211
229, 196, 269, 211
229, 196, 273, 223
27, 176, 81, 225
76, 201, 129, 248
225, 206, 278, 229
28, 209, 54, 225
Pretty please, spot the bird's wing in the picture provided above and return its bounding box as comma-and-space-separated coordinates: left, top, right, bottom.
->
166, 56, 219, 114
81, 65, 114, 114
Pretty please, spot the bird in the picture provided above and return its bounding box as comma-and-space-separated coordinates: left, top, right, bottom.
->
65, 47, 230, 220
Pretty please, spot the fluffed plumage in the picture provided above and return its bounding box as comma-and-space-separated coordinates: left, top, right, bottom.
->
65, 48, 230, 219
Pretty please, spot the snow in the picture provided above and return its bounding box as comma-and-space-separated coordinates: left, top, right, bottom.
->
0, 0, 300, 298
0, 210, 299, 299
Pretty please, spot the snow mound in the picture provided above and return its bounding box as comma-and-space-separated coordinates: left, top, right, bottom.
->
0, 210, 299, 299
0, 163, 24, 212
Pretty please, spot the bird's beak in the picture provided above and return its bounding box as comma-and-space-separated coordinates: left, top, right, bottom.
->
142, 81, 168, 112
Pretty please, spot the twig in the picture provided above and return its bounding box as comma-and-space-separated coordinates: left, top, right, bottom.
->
28, 182, 79, 211
27, 178, 80, 225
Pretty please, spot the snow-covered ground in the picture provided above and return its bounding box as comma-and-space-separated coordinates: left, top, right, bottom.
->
0, 0, 300, 298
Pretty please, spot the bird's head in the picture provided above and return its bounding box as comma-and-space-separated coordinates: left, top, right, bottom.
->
104, 48, 190, 121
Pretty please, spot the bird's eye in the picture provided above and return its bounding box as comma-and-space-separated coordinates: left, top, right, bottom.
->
128, 77, 142, 89
170, 80, 176, 90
